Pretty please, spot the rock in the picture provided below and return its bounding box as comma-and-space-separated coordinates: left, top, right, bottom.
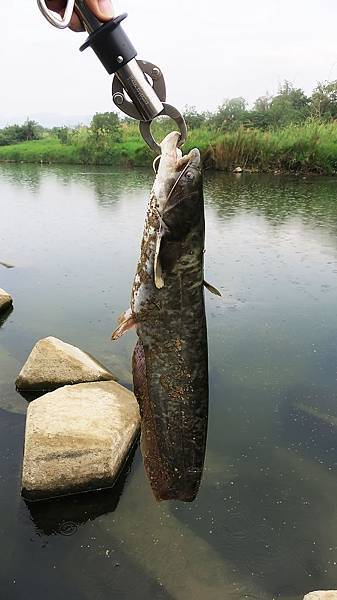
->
22, 381, 140, 501
16, 336, 115, 392
304, 593, 337, 599
233, 166, 243, 173
0, 288, 13, 315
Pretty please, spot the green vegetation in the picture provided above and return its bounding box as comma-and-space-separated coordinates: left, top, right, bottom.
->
0, 119, 43, 146
2, 81, 337, 173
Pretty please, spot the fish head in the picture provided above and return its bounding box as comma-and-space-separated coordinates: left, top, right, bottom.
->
153, 132, 203, 240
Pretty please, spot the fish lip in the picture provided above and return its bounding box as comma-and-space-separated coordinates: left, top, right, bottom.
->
160, 131, 181, 154
159, 132, 201, 172
185, 148, 201, 171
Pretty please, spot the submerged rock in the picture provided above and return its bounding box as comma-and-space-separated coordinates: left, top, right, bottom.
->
304, 593, 337, 599
22, 381, 140, 501
16, 336, 115, 392
0, 288, 13, 314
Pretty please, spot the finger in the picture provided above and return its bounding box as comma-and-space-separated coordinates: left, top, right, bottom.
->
69, 13, 85, 31
45, 0, 114, 31
46, 0, 67, 11
70, 0, 114, 31
84, 0, 114, 21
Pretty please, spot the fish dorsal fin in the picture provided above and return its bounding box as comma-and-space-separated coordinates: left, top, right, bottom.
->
204, 280, 222, 297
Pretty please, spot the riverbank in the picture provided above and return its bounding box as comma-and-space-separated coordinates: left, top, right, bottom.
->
1, 120, 337, 174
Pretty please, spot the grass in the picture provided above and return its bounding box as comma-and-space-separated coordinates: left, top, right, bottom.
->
207, 121, 337, 174
1, 120, 337, 174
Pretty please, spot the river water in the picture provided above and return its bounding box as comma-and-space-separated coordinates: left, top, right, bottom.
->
1, 164, 337, 600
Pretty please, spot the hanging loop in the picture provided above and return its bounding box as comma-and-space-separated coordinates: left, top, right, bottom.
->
37, 0, 76, 29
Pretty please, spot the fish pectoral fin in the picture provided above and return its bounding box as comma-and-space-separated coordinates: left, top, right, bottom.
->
154, 232, 165, 290
111, 308, 135, 341
204, 280, 222, 297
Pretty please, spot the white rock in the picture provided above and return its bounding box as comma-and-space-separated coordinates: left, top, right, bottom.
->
233, 166, 243, 173
304, 593, 337, 599
0, 288, 13, 314
22, 381, 140, 501
16, 336, 115, 392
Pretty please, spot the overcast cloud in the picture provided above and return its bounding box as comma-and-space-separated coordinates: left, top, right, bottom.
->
1, 0, 337, 125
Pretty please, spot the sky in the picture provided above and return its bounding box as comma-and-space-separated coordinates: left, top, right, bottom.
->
1, 0, 337, 126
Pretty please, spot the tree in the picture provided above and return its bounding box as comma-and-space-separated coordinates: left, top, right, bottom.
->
210, 97, 248, 131
183, 106, 208, 129
90, 112, 121, 141
52, 126, 70, 144
20, 119, 41, 141
311, 80, 337, 120
0, 120, 42, 146
253, 94, 272, 113
268, 81, 310, 126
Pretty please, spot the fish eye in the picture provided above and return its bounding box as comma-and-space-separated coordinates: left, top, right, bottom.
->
185, 171, 194, 181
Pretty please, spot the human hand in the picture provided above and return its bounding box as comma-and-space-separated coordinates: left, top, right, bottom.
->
46, 0, 114, 31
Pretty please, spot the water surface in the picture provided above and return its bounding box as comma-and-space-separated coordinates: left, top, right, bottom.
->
1, 164, 337, 599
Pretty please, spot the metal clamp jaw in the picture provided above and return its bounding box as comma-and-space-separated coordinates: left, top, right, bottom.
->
37, 0, 187, 154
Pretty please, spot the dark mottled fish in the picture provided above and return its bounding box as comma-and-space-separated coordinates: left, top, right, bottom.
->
113, 132, 211, 502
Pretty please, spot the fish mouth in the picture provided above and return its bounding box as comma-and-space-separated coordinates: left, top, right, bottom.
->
160, 131, 200, 170
154, 132, 200, 206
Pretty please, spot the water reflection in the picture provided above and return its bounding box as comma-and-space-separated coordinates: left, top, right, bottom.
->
76, 169, 151, 206
0, 163, 151, 204
206, 172, 337, 234
0, 163, 44, 193
173, 444, 331, 599
0, 305, 13, 328
281, 382, 337, 470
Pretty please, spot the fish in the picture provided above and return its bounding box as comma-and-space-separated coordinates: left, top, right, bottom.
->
112, 131, 210, 502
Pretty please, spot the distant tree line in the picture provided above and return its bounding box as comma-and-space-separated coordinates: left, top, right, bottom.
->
183, 80, 337, 131
0, 119, 44, 146
2, 79, 337, 146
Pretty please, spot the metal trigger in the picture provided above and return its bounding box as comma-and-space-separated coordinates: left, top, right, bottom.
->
112, 60, 167, 122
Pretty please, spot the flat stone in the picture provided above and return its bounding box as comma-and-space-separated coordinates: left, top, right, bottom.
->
304, 593, 337, 600
22, 381, 140, 501
16, 336, 115, 392
0, 288, 13, 314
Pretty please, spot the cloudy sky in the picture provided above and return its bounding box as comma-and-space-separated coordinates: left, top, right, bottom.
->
1, 0, 337, 125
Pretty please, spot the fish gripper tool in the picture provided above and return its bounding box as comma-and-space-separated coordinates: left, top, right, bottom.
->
37, 0, 187, 154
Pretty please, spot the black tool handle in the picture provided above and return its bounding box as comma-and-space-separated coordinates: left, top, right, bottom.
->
76, 0, 137, 75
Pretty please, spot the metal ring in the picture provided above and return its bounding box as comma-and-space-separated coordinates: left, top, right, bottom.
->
37, 0, 76, 29
139, 103, 187, 155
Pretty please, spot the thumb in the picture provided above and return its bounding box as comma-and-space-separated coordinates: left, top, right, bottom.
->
85, 0, 114, 21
